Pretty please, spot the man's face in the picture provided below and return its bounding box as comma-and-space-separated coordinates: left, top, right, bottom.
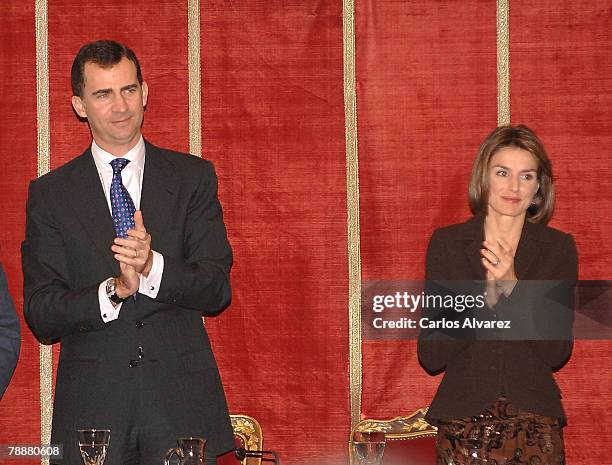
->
72, 57, 148, 156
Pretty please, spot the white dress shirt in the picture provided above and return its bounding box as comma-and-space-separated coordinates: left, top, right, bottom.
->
91, 136, 164, 322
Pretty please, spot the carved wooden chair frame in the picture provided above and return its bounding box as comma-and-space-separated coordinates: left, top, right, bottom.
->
349, 407, 437, 464
230, 414, 264, 465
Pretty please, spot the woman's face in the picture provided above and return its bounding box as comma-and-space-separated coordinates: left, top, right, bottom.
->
486, 147, 540, 220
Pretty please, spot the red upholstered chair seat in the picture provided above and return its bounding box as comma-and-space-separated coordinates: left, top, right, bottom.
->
351, 408, 437, 465
217, 414, 263, 465
382, 435, 436, 465
217, 436, 246, 465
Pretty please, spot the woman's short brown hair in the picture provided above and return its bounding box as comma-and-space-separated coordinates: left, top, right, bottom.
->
468, 124, 554, 224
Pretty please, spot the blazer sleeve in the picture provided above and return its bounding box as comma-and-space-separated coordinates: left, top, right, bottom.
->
22, 179, 106, 342
417, 229, 470, 375
0, 264, 20, 399
154, 160, 232, 314
494, 233, 577, 371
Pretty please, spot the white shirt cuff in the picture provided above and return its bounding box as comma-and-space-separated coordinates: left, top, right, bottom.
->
98, 279, 122, 322
139, 250, 164, 298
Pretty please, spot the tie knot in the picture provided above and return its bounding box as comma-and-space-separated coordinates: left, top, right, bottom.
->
110, 158, 130, 173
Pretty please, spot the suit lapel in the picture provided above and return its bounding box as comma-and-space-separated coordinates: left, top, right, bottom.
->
66, 143, 179, 276
67, 150, 119, 275
140, 141, 178, 239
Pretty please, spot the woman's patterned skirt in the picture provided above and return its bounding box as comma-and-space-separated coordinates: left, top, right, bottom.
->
435, 396, 565, 465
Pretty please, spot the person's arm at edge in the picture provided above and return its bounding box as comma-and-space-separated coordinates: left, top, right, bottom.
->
0, 264, 20, 399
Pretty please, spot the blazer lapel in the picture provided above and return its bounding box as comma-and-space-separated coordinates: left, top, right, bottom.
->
67, 150, 119, 275
460, 214, 487, 280
140, 141, 177, 238
459, 214, 544, 280
514, 221, 543, 279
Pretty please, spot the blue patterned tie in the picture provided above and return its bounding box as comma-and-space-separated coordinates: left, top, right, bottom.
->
110, 158, 136, 238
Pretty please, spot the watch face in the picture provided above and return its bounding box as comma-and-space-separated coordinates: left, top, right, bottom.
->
106, 278, 116, 297
106, 278, 126, 303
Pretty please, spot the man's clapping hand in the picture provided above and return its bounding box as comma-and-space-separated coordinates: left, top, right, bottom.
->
111, 210, 153, 277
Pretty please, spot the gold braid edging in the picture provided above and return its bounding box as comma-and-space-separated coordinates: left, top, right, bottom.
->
497, 0, 510, 125
343, 0, 362, 429
188, 0, 202, 156
35, 1, 52, 464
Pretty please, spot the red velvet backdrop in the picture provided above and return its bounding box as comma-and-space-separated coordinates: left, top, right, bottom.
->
199, 1, 349, 462
0, 1, 610, 464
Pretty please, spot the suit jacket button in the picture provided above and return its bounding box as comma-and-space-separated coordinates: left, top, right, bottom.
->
136, 321, 144, 328
129, 360, 138, 368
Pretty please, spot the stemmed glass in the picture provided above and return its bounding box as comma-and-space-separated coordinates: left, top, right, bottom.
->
77, 429, 110, 465
351, 430, 386, 465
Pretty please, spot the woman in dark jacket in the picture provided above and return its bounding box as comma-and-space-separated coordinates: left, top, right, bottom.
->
418, 125, 577, 465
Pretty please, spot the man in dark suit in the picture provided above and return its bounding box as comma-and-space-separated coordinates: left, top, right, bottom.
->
22, 40, 234, 465
0, 263, 20, 399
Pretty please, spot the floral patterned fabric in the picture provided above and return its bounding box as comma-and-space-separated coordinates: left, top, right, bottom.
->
435, 396, 564, 465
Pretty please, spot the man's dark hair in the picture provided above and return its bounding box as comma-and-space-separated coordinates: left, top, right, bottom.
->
71, 40, 143, 97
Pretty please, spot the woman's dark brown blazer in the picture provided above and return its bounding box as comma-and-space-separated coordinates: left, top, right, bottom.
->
418, 214, 578, 426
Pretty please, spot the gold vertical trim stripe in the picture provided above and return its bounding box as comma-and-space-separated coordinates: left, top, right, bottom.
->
342, 0, 362, 429
35, 1, 52, 464
36, 0, 50, 178
188, 0, 202, 157
497, 0, 510, 125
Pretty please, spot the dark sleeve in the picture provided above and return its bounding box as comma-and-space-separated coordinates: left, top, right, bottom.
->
0, 264, 20, 399
494, 233, 577, 371
417, 229, 470, 375
155, 160, 232, 314
22, 180, 106, 342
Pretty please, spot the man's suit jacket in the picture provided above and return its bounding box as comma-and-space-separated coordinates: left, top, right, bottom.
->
22, 141, 234, 463
418, 214, 577, 426
0, 263, 20, 399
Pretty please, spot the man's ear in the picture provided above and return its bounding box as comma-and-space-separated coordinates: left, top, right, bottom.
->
141, 81, 148, 108
71, 95, 87, 118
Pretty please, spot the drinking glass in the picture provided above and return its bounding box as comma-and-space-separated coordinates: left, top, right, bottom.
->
77, 429, 110, 465
351, 431, 386, 465
164, 437, 206, 465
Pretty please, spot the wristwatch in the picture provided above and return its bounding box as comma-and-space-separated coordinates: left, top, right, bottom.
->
105, 278, 128, 304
